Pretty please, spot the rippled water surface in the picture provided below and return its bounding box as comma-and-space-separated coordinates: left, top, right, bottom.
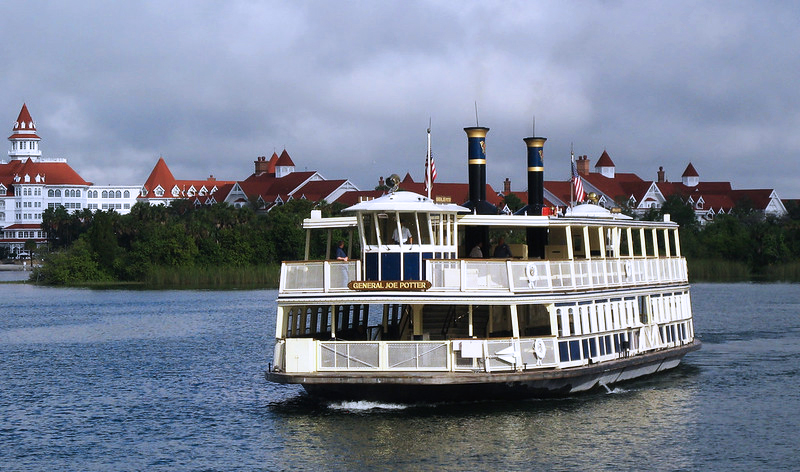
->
1, 283, 798, 470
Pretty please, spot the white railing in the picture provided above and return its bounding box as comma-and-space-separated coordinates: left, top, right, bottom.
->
427, 258, 687, 293
280, 260, 360, 293
279, 321, 694, 374
314, 338, 558, 373
279, 257, 687, 294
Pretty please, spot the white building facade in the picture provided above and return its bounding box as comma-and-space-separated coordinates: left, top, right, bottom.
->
0, 104, 139, 253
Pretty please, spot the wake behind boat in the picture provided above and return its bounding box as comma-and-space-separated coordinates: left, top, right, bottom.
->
266, 126, 700, 402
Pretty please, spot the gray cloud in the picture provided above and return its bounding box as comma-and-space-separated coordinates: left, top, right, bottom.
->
2, 1, 798, 197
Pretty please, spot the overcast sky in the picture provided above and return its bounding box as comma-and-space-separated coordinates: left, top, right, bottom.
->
3, 1, 799, 198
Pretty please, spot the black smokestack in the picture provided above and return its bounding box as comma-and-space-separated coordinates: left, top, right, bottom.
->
515, 136, 547, 258
515, 137, 547, 216
461, 127, 495, 257
462, 127, 497, 215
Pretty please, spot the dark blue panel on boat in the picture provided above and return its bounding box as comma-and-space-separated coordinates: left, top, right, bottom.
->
403, 252, 421, 280
421, 252, 433, 279
558, 341, 569, 362
569, 340, 580, 361
366, 253, 379, 280
381, 253, 401, 280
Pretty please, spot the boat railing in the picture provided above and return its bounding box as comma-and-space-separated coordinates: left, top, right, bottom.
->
303, 337, 561, 373
279, 257, 687, 294
276, 317, 695, 374
280, 260, 360, 293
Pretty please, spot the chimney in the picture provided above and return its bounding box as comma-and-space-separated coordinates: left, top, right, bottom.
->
379, 176, 385, 188
514, 136, 548, 259
503, 177, 511, 194
577, 155, 590, 175
209, 174, 216, 181
657, 166, 665, 183
462, 127, 496, 214
461, 126, 496, 257
254, 155, 269, 175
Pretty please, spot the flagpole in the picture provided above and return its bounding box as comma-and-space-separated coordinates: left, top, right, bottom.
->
426, 123, 432, 200
570, 144, 575, 209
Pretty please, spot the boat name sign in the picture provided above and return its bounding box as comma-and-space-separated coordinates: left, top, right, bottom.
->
347, 280, 432, 291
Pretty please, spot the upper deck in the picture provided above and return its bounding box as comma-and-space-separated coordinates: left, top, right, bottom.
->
280, 191, 687, 300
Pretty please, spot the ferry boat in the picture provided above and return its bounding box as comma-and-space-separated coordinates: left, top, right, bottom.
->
266, 127, 700, 402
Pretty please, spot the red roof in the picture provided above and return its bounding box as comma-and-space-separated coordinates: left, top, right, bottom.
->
139, 157, 233, 199
583, 172, 648, 201
13, 104, 36, 131
0, 159, 90, 189
397, 175, 502, 206
140, 157, 177, 198
337, 190, 387, 206
268, 152, 279, 174
275, 149, 295, 167
294, 179, 347, 201
3, 223, 41, 230
730, 189, 774, 209
595, 150, 615, 168
682, 163, 699, 177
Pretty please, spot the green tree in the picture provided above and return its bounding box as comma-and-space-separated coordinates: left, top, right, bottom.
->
32, 239, 111, 285
501, 193, 523, 213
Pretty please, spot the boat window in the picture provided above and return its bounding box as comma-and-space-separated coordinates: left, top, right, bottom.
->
396, 212, 418, 245
361, 213, 378, 246
518, 304, 551, 336
429, 214, 441, 245
416, 213, 432, 245
638, 296, 650, 324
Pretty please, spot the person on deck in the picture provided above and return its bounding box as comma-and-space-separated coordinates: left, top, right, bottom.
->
469, 241, 484, 258
493, 236, 513, 258
392, 225, 412, 244
335, 241, 348, 261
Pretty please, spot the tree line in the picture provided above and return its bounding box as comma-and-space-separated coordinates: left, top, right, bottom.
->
30, 193, 800, 285
32, 199, 347, 285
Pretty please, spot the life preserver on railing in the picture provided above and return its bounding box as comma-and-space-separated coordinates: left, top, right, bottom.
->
526, 262, 538, 288
534, 338, 547, 361
624, 260, 634, 281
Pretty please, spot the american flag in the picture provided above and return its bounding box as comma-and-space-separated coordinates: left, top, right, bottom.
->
425, 150, 437, 191
571, 153, 585, 203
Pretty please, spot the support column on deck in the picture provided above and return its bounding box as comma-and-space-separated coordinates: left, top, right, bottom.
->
412, 304, 424, 339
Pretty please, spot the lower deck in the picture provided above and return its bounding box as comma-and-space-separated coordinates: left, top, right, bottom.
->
268, 340, 701, 401
271, 287, 696, 377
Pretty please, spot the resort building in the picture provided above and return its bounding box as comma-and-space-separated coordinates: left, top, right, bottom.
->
139, 150, 359, 211
499, 150, 788, 223
0, 104, 138, 253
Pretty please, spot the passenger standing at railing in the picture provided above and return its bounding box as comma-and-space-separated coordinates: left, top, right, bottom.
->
335, 241, 348, 261
493, 237, 513, 258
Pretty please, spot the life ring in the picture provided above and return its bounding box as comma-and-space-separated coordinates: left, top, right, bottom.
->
525, 262, 538, 288
534, 338, 547, 359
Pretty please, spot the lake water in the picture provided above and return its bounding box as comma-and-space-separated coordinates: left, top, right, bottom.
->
0, 282, 798, 471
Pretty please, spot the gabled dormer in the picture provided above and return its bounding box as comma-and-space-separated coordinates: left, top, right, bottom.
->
696, 196, 705, 209
154, 185, 165, 197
